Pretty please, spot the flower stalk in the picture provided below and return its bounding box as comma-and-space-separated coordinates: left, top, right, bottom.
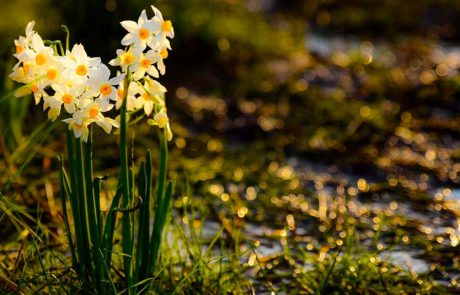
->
120, 74, 134, 292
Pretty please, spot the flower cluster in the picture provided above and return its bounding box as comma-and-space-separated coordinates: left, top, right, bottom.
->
110, 5, 174, 140
10, 22, 124, 142
9, 5, 174, 142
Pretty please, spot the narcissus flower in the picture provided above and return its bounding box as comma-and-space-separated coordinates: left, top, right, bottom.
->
115, 80, 140, 111
14, 21, 36, 58
63, 116, 91, 142
18, 34, 55, 69
60, 44, 101, 82
44, 83, 85, 120
9, 62, 34, 84
151, 5, 174, 50
109, 47, 142, 72
87, 64, 125, 101
29, 80, 48, 104
120, 10, 156, 51
148, 110, 173, 141
79, 101, 119, 133
131, 50, 159, 80
134, 78, 167, 116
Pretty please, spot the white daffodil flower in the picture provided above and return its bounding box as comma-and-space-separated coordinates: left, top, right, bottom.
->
155, 47, 169, 75
29, 80, 47, 104
60, 44, 101, 82
18, 34, 54, 69
134, 78, 166, 116
65, 103, 119, 140
81, 101, 119, 133
115, 80, 140, 111
153, 111, 169, 128
40, 58, 65, 87
148, 110, 173, 141
14, 21, 36, 58
109, 46, 142, 72
131, 50, 160, 80
63, 116, 91, 142
87, 64, 125, 101
9, 60, 35, 84
151, 5, 174, 50
120, 10, 156, 51
49, 83, 85, 115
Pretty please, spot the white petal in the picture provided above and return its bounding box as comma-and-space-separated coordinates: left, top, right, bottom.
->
121, 34, 135, 46
151, 5, 163, 20
144, 101, 153, 116
88, 57, 101, 67
147, 66, 159, 78
109, 73, 126, 85
120, 20, 138, 33
138, 10, 147, 23
31, 34, 44, 51
25, 21, 35, 35
99, 64, 111, 81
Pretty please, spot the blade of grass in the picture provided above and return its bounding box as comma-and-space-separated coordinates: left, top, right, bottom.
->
2, 122, 56, 193
135, 162, 147, 284
138, 150, 152, 283
148, 130, 169, 275
102, 179, 122, 268
149, 181, 173, 275
93, 178, 102, 235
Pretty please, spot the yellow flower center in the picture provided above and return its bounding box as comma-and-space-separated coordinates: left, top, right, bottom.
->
16, 45, 23, 54
162, 20, 172, 32
35, 54, 46, 65
160, 49, 168, 59
62, 93, 72, 104
47, 68, 58, 80
23, 63, 31, 74
76, 64, 88, 76
156, 114, 168, 128
121, 52, 134, 65
142, 92, 152, 100
140, 58, 151, 68
88, 106, 99, 118
31, 84, 38, 93
117, 88, 124, 98
138, 28, 150, 40
100, 83, 112, 96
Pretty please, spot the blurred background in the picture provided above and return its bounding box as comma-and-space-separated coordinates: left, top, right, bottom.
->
1, 0, 460, 293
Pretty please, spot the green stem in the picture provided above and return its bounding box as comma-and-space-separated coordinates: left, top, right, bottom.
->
58, 157, 78, 275
94, 178, 102, 235
75, 137, 94, 290
137, 150, 152, 285
84, 130, 103, 291
66, 130, 90, 285
120, 76, 133, 291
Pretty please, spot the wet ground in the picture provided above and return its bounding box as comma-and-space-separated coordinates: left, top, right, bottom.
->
163, 30, 460, 292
